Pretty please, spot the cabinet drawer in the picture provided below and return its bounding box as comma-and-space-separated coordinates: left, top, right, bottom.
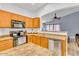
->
0, 39, 13, 45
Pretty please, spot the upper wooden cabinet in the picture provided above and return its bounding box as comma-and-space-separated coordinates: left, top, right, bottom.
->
33, 17, 40, 28
0, 10, 40, 28
11, 13, 25, 22
24, 17, 33, 28
24, 17, 40, 28
18, 15, 25, 22
11, 13, 18, 21
0, 10, 11, 28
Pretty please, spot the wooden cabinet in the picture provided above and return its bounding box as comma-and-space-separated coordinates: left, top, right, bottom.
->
61, 40, 66, 56
0, 39, 13, 51
11, 13, 25, 22
28, 35, 33, 43
33, 17, 40, 28
27, 35, 48, 48
18, 15, 25, 22
0, 10, 11, 28
32, 35, 37, 44
25, 17, 40, 28
0, 10, 40, 28
25, 17, 33, 28
40, 37, 48, 48
11, 13, 18, 21
35, 36, 41, 45
32, 35, 40, 45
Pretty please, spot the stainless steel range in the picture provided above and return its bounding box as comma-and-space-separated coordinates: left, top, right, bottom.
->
10, 31, 27, 47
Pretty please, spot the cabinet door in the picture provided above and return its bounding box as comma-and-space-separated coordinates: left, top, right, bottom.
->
28, 35, 33, 43
18, 15, 25, 22
32, 35, 41, 45
32, 35, 37, 44
40, 37, 48, 48
11, 14, 25, 22
61, 40, 66, 56
25, 17, 33, 28
37, 36, 41, 45
11, 13, 18, 21
33, 17, 40, 28
0, 10, 11, 28
0, 39, 13, 51
35, 36, 40, 45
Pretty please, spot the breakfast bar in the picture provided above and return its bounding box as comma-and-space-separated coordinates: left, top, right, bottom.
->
27, 31, 68, 56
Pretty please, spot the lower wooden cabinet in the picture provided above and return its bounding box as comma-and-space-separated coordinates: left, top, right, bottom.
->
28, 35, 33, 43
0, 39, 13, 51
61, 40, 66, 56
27, 35, 48, 49
32, 35, 37, 44
40, 37, 48, 48
36, 36, 41, 45
32, 35, 41, 45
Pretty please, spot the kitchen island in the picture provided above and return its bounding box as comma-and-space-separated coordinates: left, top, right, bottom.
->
39, 31, 68, 56
27, 31, 68, 56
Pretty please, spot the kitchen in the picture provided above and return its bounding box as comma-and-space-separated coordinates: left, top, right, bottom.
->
0, 3, 79, 56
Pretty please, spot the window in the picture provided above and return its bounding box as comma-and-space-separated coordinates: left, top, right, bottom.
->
46, 24, 60, 32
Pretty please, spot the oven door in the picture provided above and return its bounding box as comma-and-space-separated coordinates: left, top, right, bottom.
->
17, 37, 26, 45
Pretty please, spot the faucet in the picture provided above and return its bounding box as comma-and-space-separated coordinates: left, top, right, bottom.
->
31, 28, 34, 33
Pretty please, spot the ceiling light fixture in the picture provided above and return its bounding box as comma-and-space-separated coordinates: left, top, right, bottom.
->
53, 13, 61, 20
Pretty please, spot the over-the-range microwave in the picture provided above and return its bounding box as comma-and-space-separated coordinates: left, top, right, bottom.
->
11, 20, 25, 28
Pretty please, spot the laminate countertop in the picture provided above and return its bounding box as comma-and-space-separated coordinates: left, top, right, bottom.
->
0, 36, 13, 41
27, 31, 68, 41
0, 43, 51, 56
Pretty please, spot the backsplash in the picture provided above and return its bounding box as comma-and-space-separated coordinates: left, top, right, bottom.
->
0, 28, 39, 36
0, 29, 10, 36
26, 28, 39, 33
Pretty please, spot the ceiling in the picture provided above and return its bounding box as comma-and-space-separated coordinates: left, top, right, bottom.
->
14, 3, 47, 12
11, 3, 79, 18
14, 3, 79, 14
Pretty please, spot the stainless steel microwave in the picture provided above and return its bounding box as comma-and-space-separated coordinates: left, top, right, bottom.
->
11, 20, 25, 28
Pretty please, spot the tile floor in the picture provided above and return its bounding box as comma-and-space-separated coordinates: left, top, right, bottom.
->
68, 40, 79, 56
0, 43, 50, 56
1, 40, 78, 56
